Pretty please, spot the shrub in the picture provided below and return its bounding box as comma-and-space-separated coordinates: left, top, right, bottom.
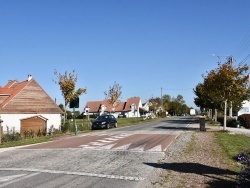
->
237, 149, 250, 165
236, 149, 250, 188
217, 116, 238, 128
37, 129, 46, 137
157, 111, 167, 118
23, 130, 35, 139
1, 132, 21, 142
61, 122, 69, 133
48, 125, 54, 136
238, 114, 250, 129
1, 126, 22, 143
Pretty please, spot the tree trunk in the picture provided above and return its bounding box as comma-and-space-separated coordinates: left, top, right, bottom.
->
209, 109, 212, 119
224, 100, 227, 130
229, 101, 233, 117
63, 100, 66, 126
214, 109, 217, 122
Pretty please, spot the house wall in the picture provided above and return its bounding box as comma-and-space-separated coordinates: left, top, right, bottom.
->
238, 100, 250, 116
127, 100, 142, 118
127, 110, 140, 118
0, 114, 61, 134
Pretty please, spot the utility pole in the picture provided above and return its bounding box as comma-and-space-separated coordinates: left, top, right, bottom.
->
229, 56, 233, 117
161, 87, 163, 110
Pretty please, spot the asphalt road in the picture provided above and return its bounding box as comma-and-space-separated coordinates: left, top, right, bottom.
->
0, 116, 196, 188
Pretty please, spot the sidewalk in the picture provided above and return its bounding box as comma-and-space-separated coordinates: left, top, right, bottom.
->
226, 126, 250, 137
188, 123, 250, 137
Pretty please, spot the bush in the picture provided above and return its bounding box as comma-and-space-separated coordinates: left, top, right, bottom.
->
157, 111, 167, 118
61, 122, 70, 133
1, 132, 22, 142
236, 149, 250, 188
217, 116, 238, 128
23, 130, 35, 139
238, 114, 250, 129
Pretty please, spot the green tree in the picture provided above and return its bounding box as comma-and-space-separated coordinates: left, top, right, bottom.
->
195, 58, 249, 129
162, 94, 171, 111
58, 104, 65, 111
193, 83, 206, 111
149, 94, 189, 116
176, 94, 185, 105
167, 95, 184, 115
149, 97, 161, 112
182, 104, 190, 114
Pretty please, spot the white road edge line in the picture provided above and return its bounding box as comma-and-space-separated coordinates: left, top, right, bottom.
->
0, 172, 40, 188
0, 168, 145, 181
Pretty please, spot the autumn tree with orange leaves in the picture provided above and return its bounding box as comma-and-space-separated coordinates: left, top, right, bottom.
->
54, 69, 86, 125
104, 82, 122, 113
194, 57, 249, 130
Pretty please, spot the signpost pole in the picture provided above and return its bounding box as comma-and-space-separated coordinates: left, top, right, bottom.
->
73, 107, 77, 135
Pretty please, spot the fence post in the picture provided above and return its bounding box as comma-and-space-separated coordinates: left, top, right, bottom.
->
0, 116, 3, 144
0, 115, 3, 144
0, 125, 2, 144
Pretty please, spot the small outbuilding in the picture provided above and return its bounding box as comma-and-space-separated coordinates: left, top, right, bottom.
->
20, 115, 48, 136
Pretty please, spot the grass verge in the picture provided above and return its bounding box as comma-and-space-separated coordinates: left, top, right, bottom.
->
0, 136, 57, 148
215, 131, 250, 160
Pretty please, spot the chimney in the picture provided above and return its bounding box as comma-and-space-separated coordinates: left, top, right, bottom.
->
28, 74, 32, 81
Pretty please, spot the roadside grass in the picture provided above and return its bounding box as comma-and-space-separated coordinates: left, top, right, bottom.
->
161, 131, 249, 187
215, 131, 250, 160
66, 117, 150, 132
213, 130, 250, 187
183, 133, 197, 154
0, 136, 57, 148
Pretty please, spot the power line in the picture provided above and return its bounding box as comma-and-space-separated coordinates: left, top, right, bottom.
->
125, 87, 193, 98
162, 88, 192, 91
233, 26, 250, 60
242, 53, 250, 64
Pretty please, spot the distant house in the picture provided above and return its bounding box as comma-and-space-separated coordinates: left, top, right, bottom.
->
238, 100, 250, 116
0, 75, 63, 134
84, 97, 146, 118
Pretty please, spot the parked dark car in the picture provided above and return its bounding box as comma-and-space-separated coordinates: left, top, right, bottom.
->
91, 114, 118, 130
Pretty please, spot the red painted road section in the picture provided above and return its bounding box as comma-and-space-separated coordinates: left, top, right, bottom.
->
21, 134, 178, 152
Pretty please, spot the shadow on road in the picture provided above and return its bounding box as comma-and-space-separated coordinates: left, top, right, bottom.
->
154, 116, 202, 131
161, 117, 199, 125
154, 126, 198, 131
144, 162, 237, 187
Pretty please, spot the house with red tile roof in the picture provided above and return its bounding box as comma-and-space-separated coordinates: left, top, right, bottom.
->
84, 97, 147, 118
0, 75, 63, 135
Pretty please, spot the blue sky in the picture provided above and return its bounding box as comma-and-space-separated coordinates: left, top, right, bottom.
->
1, 0, 250, 111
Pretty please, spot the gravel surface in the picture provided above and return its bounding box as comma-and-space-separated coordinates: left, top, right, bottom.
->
139, 128, 239, 188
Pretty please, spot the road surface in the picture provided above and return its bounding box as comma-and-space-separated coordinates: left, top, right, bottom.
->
0, 116, 196, 188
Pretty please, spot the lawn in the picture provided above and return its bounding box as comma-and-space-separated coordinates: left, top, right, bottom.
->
215, 131, 250, 160
65, 116, 149, 132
